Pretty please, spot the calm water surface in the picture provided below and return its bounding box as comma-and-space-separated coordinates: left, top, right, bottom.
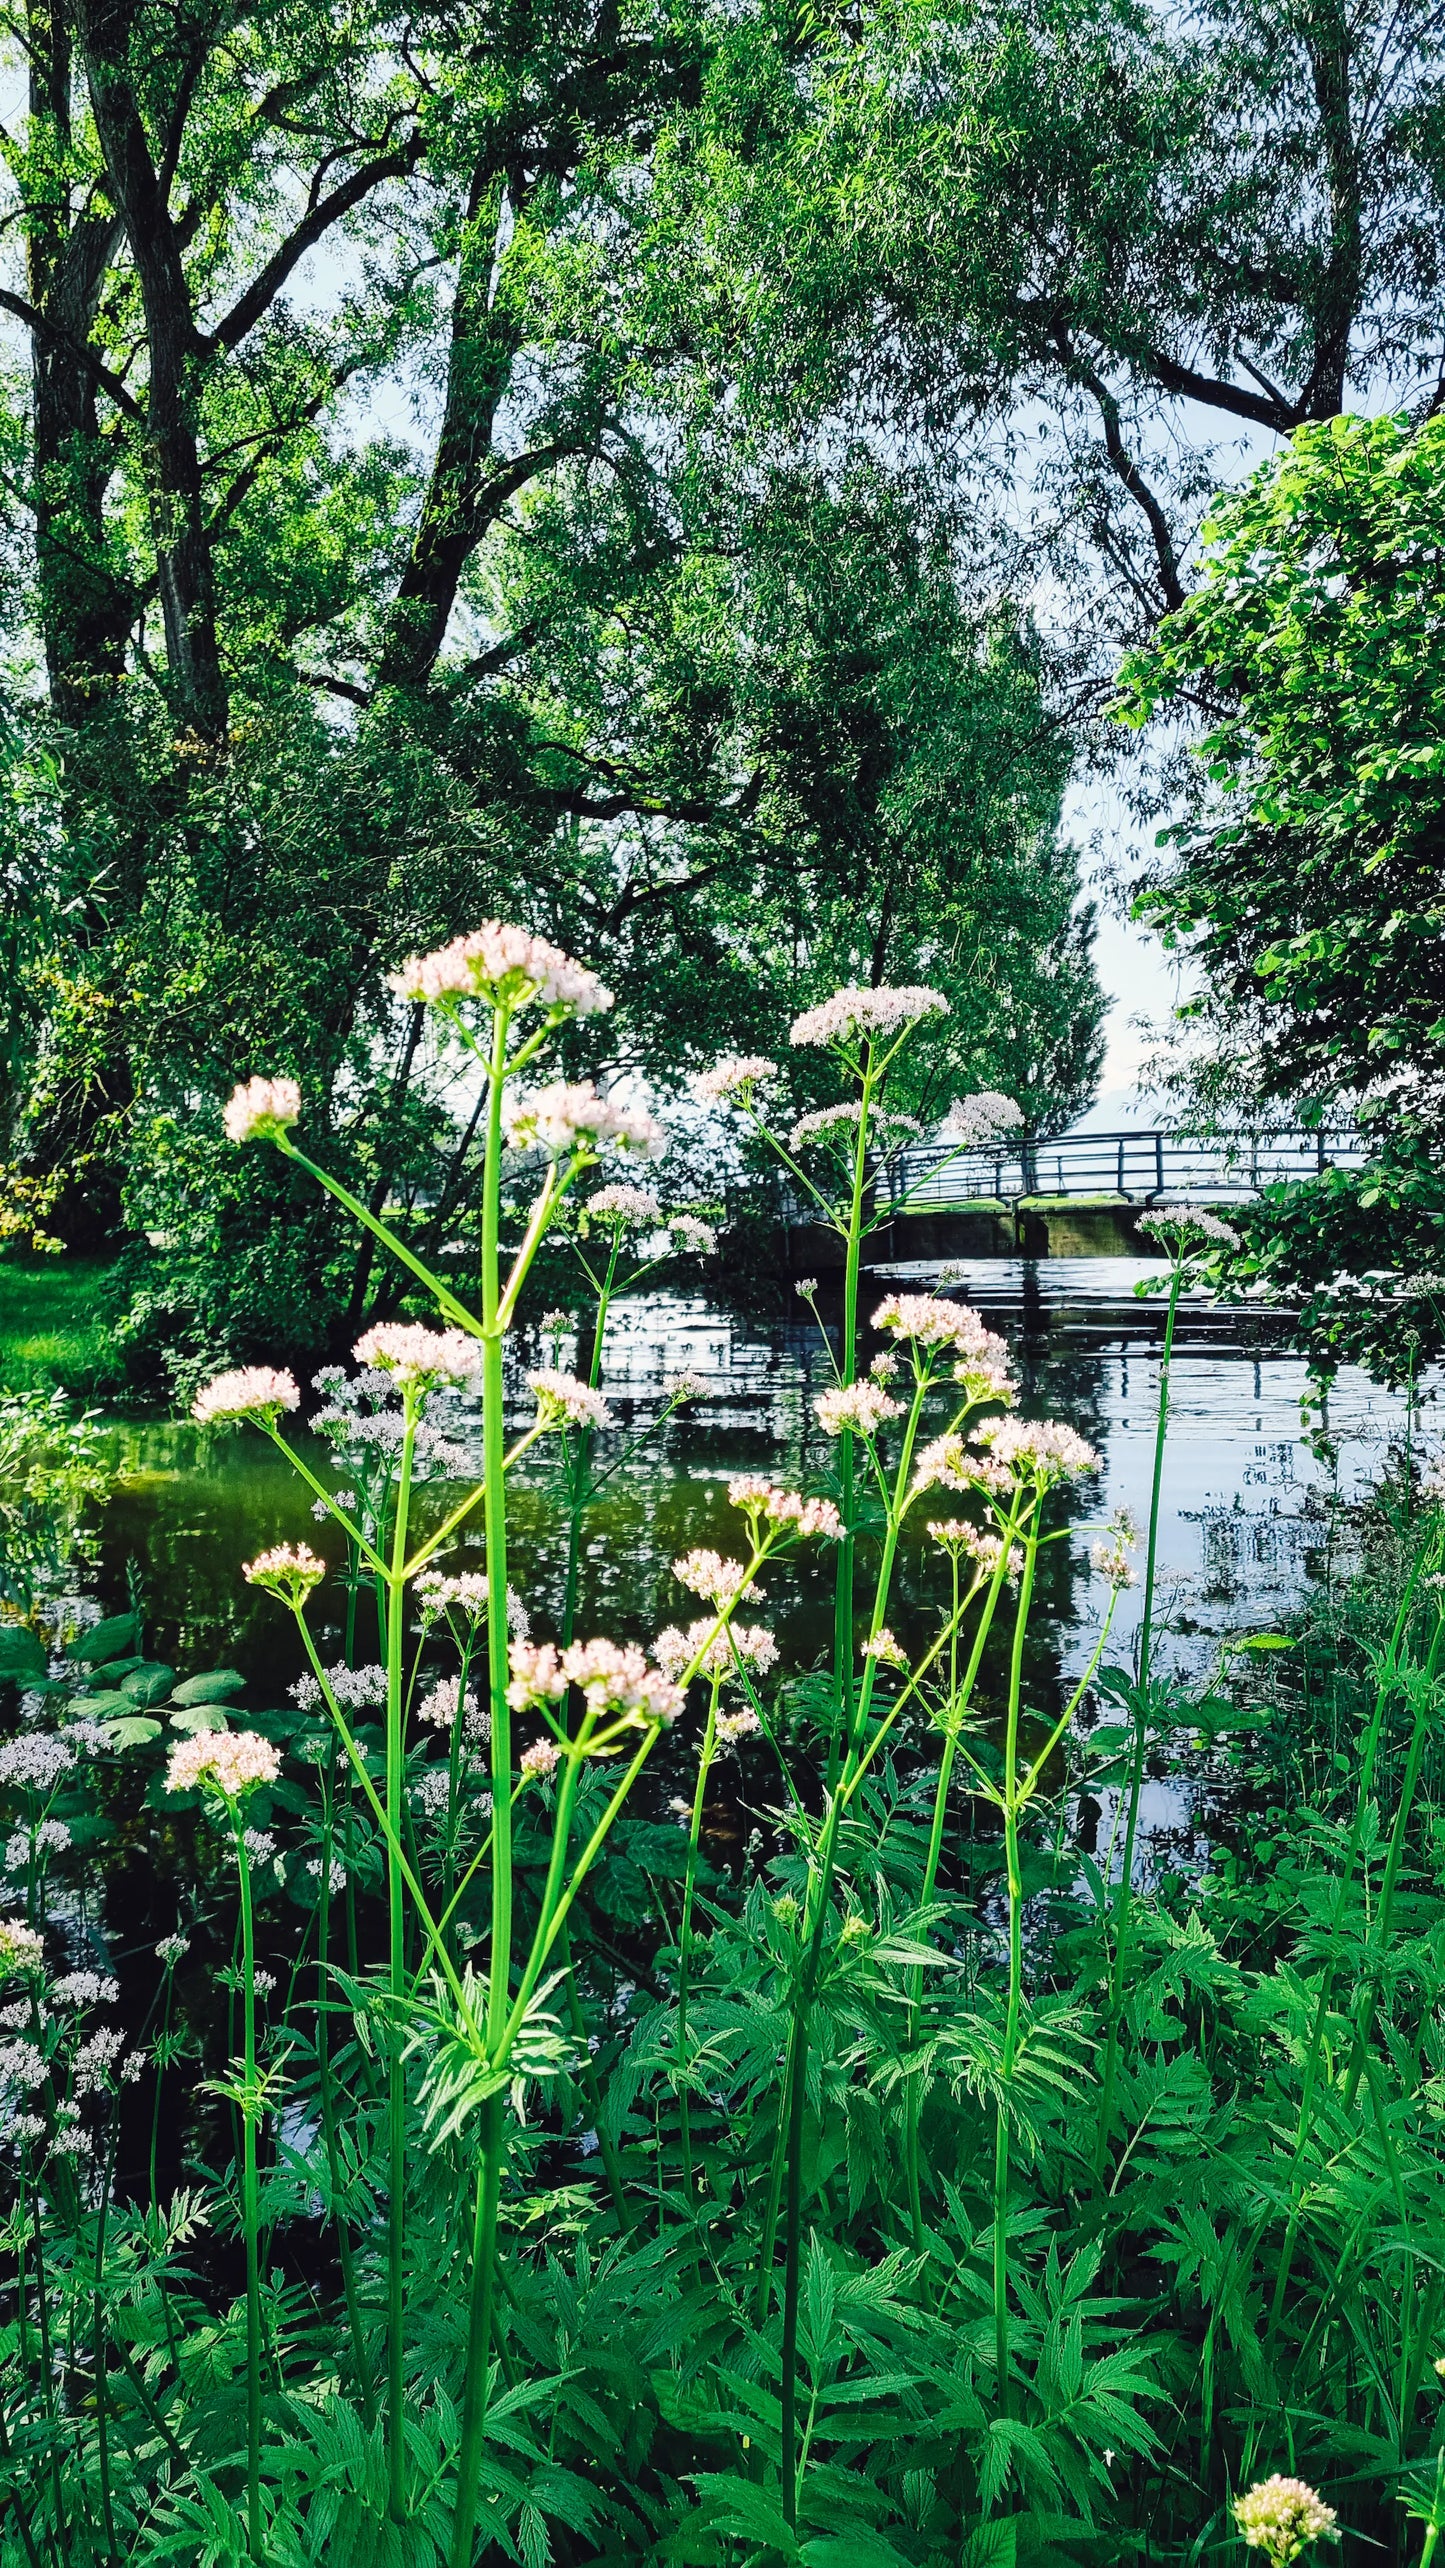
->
93, 1257, 1419, 1700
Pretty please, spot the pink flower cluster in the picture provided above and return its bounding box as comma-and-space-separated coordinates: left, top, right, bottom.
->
520, 1738, 562, 1780
862, 1628, 907, 1666
0, 1918, 44, 1980
505, 1080, 664, 1158
789, 986, 948, 1050
673, 1548, 762, 1605
192, 1366, 300, 1426
940, 1091, 1024, 1147
584, 1184, 663, 1224
243, 1543, 327, 1594
655, 1620, 778, 1681
973, 1417, 1100, 1482
506, 1638, 683, 1726
166, 1730, 281, 1800
814, 1381, 902, 1437
691, 1053, 778, 1106
926, 1520, 1022, 1579
222, 1075, 301, 1145
527, 1369, 613, 1430
727, 1478, 843, 1540
392, 922, 613, 1017
873, 1293, 991, 1352
353, 1321, 482, 1386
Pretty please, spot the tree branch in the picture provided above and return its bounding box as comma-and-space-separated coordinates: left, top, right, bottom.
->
203, 131, 424, 355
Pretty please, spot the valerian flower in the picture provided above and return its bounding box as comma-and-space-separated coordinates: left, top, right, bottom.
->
1233, 2476, 1337, 2561
691, 1053, 779, 1105
673, 1549, 763, 1605
520, 1738, 562, 1780
353, 1322, 482, 1388
655, 1621, 778, 1681
391, 922, 613, 1017
815, 1381, 902, 1437
940, 1091, 1025, 1147
862, 1628, 907, 1666
726, 1478, 842, 1539
506, 1638, 683, 1726
1138, 1202, 1241, 1252
166, 1731, 281, 1801
527, 1370, 613, 1430
222, 1075, 301, 1145
0, 1919, 45, 1982
244, 1543, 327, 1600
193, 1366, 300, 1427
506, 1080, 664, 1158
582, 1184, 664, 1226
789, 986, 948, 1048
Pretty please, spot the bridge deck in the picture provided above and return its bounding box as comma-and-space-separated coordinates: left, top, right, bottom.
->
881, 1127, 1365, 1211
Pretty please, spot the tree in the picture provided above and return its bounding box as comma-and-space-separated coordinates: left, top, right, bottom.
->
1118, 409, 1445, 1375
0, 0, 1106, 1372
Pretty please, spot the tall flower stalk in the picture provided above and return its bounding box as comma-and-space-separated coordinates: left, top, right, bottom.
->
165, 1727, 283, 2566
211, 931, 838, 2560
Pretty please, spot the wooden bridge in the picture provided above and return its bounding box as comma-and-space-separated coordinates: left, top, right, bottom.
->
879, 1126, 1366, 1213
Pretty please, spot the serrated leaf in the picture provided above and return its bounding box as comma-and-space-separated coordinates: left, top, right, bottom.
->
168, 1704, 231, 1735
122, 1663, 176, 1706
101, 1716, 164, 1748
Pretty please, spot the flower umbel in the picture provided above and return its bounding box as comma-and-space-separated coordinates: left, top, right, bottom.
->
789, 986, 948, 1049
527, 1370, 613, 1431
1233, 2476, 1337, 2561
193, 1366, 300, 1427
222, 1075, 301, 1145
243, 1543, 327, 1600
392, 922, 612, 1017
353, 1323, 482, 1388
166, 1731, 282, 1802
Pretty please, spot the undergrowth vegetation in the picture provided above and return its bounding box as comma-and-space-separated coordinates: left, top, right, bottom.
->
1, 932, 1440, 2568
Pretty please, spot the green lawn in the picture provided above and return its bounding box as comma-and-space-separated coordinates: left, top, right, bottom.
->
0, 1256, 125, 1394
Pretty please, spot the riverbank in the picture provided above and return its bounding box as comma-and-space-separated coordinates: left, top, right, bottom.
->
0, 1254, 124, 1393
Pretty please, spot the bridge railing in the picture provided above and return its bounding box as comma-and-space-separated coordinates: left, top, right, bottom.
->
877, 1127, 1368, 1211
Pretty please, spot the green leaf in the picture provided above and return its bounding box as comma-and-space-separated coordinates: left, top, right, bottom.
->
66, 1612, 141, 1666
1231, 1633, 1294, 1654
101, 1716, 164, 1748
802, 2535, 913, 2568
0, 1627, 46, 1684
169, 1705, 230, 1735
121, 1663, 177, 1706
690, 2474, 799, 2559
170, 1669, 246, 1706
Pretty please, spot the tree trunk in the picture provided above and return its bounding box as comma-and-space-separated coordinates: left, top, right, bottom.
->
377, 168, 522, 689
25, 0, 130, 723
75, 0, 228, 740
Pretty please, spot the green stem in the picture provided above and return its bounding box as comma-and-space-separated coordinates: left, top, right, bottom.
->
993, 1530, 1039, 2423
1094, 1256, 1182, 2175
316, 1744, 376, 2423
385, 1406, 417, 2525
1340, 1605, 1445, 2109
448, 2091, 504, 2568
235, 1819, 265, 2565
678, 1684, 721, 2203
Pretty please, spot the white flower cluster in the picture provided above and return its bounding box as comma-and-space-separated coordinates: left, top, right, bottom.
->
222, 1075, 301, 1145
673, 1549, 763, 1605
940, 1091, 1024, 1148
691, 1053, 778, 1105
0, 1919, 45, 1980
527, 1369, 613, 1431
584, 1184, 663, 1224
0, 2038, 47, 2092
726, 1478, 843, 1540
520, 1738, 562, 1780
815, 1381, 902, 1438
51, 1972, 118, 2008
654, 1621, 778, 1682
0, 1733, 76, 1788
1138, 1202, 1241, 1251
862, 1629, 907, 1667
925, 1521, 1022, 1580
912, 1415, 1099, 1499
1233, 2475, 1337, 2561
790, 985, 948, 1049
5, 1819, 70, 1871
193, 1365, 300, 1426
506, 1080, 663, 1158
166, 1730, 281, 1800
290, 1662, 388, 1712
416, 1571, 529, 1636
74, 2026, 140, 2095
353, 1322, 482, 1388
392, 922, 613, 1017
244, 1543, 326, 1595
507, 1638, 683, 1727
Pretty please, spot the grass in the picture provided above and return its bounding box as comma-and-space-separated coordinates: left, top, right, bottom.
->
0, 1253, 125, 1393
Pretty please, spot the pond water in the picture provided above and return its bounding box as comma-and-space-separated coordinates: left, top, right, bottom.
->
92, 1256, 1418, 1711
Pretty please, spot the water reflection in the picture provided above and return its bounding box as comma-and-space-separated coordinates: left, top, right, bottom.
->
94, 1260, 1424, 1714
